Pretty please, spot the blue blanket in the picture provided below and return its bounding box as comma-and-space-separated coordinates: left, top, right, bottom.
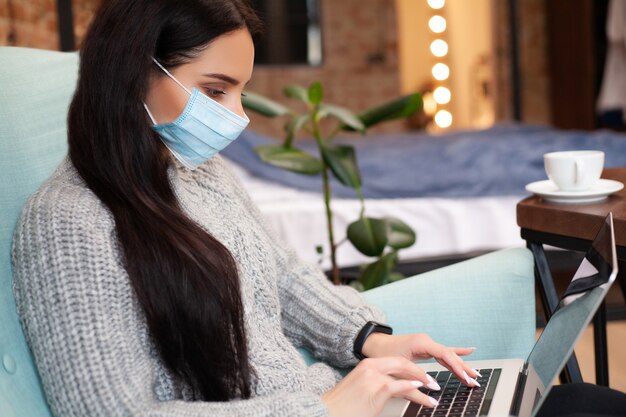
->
221, 124, 626, 199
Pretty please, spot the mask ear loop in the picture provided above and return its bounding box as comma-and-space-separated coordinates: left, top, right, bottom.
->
143, 103, 158, 125
152, 58, 192, 95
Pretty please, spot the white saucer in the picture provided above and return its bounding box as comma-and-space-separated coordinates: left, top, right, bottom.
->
525, 179, 624, 204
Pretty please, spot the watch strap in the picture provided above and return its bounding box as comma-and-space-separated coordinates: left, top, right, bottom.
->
353, 321, 393, 360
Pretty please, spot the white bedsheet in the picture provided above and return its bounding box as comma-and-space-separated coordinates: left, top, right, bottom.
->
226, 159, 526, 269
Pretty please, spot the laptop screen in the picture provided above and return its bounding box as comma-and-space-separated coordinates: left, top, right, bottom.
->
526, 213, 617, 411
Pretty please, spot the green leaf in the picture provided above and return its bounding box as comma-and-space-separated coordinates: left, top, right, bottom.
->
321, 104, 365, 133
242, 91, 290, 117
284, 85, 309, 102
284, 114, 310, 145
308, 81, 324, 105
359, 252, 397, 290
321, 144, 362, 189
389, 271, 405, 283
384, 217, 417, 249
255, 144, 323, 175
345, 93, 423, 131
347, 217, 388, 257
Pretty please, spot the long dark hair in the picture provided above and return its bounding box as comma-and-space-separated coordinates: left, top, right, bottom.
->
68, 0, 262, 401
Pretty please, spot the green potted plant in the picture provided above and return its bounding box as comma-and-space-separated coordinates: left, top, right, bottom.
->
242, 82, 422, 290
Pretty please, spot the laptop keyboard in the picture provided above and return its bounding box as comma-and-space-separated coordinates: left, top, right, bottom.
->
402, 368, 502, 417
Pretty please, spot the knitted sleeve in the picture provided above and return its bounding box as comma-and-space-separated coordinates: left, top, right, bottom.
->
273, 235, 388, 368
221, 160, 386, 368
11, 181, 329, 417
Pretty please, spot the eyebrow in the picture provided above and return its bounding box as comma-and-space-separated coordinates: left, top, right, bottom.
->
202, 73, 250, 86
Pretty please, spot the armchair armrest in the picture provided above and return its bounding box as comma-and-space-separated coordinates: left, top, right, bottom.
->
362, 248, 536, 361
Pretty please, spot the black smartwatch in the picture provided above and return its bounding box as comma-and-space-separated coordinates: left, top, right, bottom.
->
353, 321, 393, 360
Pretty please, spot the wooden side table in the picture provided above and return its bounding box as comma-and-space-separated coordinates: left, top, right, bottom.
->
517, 168, 626, 386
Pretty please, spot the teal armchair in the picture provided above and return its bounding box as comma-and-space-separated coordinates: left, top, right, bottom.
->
1, 47, 78, 417
0, 46, 536, 417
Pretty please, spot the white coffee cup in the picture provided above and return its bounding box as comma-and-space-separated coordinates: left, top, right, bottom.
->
544, 150, 604, 191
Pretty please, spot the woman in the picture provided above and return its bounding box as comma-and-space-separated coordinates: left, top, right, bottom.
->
11, 1, 626, 417
11, 1, 479, 416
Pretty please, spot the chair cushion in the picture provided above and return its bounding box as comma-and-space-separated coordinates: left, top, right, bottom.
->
0, 46, 78, 417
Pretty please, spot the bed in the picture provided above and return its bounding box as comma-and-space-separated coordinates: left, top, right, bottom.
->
222, 124, 626, 269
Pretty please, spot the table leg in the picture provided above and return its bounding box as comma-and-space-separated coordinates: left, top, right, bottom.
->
527, 241, 583, 384
618, 261, 626, 307
593, 302, 609, 386
527, 241, 560, 315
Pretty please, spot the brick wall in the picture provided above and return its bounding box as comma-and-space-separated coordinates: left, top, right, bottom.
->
0, 0, 406, 139
0, 0, 59, 50
72, 0, 101, 47
0, 0, 554, 133
248, 0, 406, 138
0, 0, 101, 50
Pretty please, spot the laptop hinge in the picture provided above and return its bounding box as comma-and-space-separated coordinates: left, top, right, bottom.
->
510, 364, 529, 416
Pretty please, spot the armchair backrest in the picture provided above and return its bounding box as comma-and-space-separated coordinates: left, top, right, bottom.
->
0, 46, 79, 417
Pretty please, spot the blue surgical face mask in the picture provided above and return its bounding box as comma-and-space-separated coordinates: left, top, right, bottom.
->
143, 58, 249, 170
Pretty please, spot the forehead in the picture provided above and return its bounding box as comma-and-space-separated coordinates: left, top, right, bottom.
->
178, 28, 254, 81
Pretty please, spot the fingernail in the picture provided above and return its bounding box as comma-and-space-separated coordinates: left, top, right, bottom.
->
463, 371, 481, 387
411, 380, 424, 388
426, 375, 441, 391
473, 368, 482, 378
428, 396, 439, 407
463, 371, 470, 384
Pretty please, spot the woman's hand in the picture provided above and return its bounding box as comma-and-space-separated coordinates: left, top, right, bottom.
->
321, 356, 441, 417
362, 333, 481, 387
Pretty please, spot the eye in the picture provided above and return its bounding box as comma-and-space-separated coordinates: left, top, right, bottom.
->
204, 88, 226, 98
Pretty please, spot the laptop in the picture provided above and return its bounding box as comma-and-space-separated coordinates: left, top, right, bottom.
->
380, 212, 618, 417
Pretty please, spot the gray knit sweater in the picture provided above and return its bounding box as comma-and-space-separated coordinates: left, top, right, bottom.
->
11, 155, 385, 417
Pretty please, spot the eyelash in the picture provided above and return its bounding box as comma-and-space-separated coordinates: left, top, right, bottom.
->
205, 88, 226, 98
204, 89, 247, 98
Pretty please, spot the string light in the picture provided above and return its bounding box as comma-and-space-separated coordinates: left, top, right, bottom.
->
435, 110, 453, 128
427, 0, 445, 10
430, 39, 448, 57
433, 86, 451, 104
428, 15, 446, 33
431, 63, 450, 81
427, 0, 452, 129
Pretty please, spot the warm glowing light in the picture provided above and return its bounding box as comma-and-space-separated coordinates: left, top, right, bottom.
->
432, 63, 450, 80
430, 39, 448, 57
423, 92, 437, 116
427, 0, 445, 10
428, 15, 446, 33
435, 110, 453, 128
433, 86, 451, 104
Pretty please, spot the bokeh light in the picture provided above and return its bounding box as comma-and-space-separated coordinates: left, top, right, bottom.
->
430, 39, 448, 57
433, 86, 451, 104
429, 15, 446, 33
427, 0, 445, 10
432, 63, 450, 80
435, 110, 453, 128
422, 92, 437, 116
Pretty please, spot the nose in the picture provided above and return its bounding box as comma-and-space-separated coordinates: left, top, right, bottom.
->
234, 98, 247, 119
